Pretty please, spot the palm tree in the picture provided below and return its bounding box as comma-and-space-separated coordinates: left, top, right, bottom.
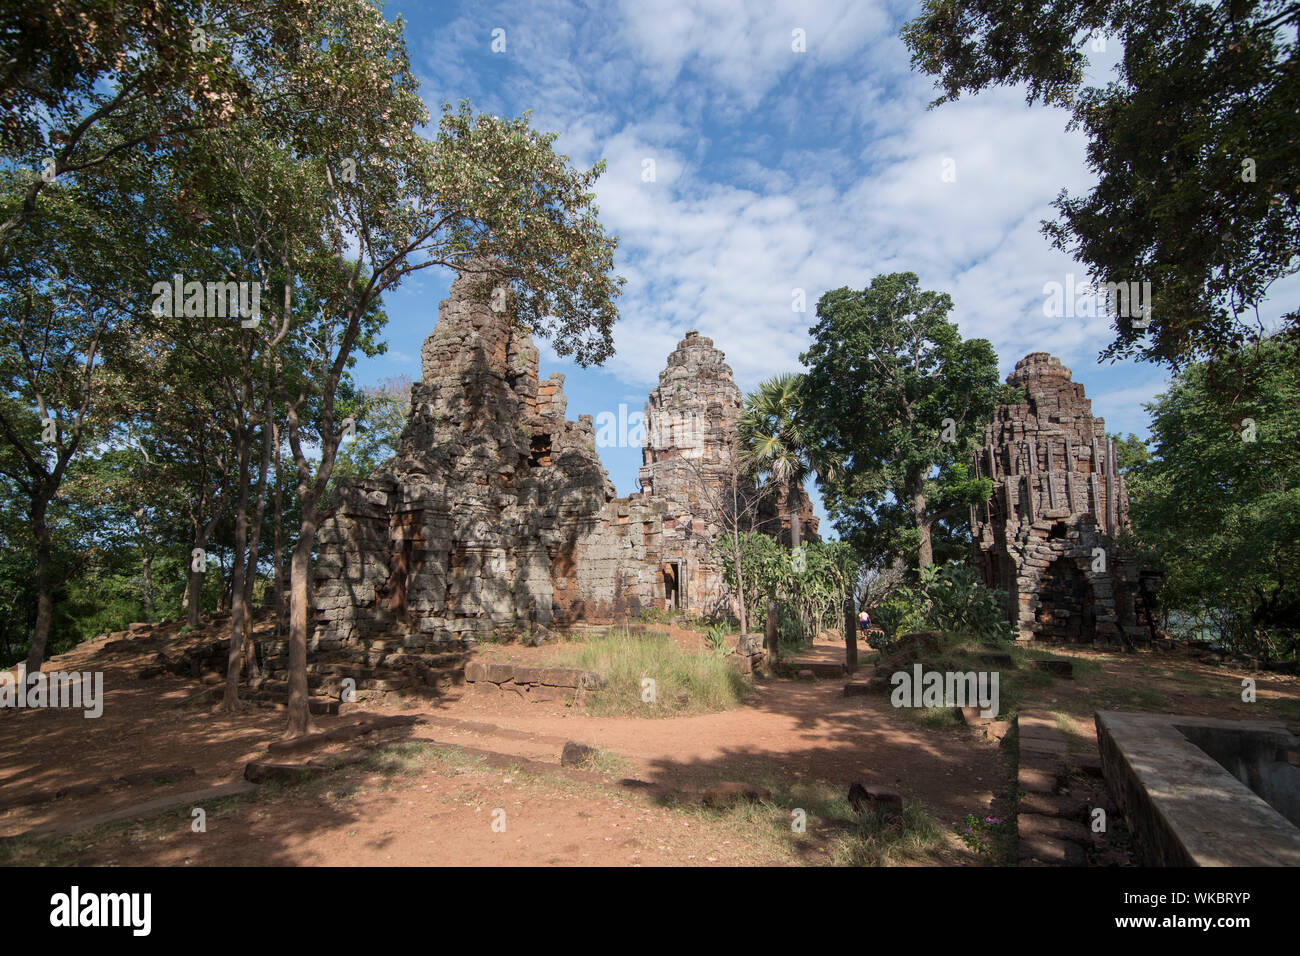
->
738, 373, 838, 547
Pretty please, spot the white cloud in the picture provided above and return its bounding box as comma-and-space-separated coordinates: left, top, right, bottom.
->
413, 0, 1163, 419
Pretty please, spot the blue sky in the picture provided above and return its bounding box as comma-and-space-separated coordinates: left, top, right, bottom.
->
348, 0, 1293, 532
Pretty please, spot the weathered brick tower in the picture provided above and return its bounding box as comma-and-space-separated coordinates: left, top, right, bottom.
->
312, 269, 814, 652
970, 353, 1152, 645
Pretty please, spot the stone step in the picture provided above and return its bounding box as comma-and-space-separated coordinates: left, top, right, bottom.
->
1018, 833, 1086, 866
783, 659, 845, 679
15, 780, 259, 841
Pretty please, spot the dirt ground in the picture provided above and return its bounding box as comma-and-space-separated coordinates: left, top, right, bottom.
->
2, 621, 1296, 866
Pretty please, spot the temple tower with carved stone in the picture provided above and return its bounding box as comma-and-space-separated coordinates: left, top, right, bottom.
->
970, 353, 1154, 645
312, 273, 814, 653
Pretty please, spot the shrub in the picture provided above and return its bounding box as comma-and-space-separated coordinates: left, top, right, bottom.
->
874, 563, 1015, 644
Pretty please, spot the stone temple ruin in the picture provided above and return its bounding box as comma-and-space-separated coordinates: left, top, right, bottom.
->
314, 268, 815, 652
970, 352, 1156, 645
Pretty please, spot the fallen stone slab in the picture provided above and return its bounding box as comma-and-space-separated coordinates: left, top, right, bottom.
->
1032, 659, 1074, 678
15, 780, 258, 841
1020, 736, 1070, 755
538, 667, 583, 688
784, 659, 845, 679
266, 715, 423, 756
1018, 792, 1085, 820
1019, 812, 1092, 844
848, 781, 903, 816
1018, 833, 1087, 866
702, 781, 772, 809
0, 765, 198, 812
1018, 765, 1062, 795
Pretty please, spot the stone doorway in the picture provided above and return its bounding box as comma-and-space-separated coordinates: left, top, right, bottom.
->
663, 562, 680, 610
1035, 556, 1096, 642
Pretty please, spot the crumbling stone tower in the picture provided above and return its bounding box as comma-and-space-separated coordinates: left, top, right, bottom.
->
970, 353, 1151, 645
313, 270, 813, 652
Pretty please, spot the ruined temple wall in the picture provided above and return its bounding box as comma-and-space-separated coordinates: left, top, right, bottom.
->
971, 352, 1148, 645
313, 278, 785, 649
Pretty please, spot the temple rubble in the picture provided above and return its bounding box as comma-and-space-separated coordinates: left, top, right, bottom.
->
313, 268, 815, 651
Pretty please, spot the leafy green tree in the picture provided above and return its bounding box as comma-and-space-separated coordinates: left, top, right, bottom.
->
1130, 337, 1299, 657
873, 563, 1017, 645
0, 175, 146, 671
715, 531, 789, 637
328, 375, 412, 500
738, 372, 838, 547
1109, 432, 1151, 476
902, 0, 1300, 366
801, 272, 1004, 570
0, 1, 336, 254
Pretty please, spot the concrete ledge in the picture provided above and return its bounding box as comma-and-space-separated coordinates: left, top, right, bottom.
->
1096, 710, 1300, 866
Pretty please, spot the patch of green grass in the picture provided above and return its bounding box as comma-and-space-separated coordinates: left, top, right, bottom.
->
557, 630, 752, 717
1091, 682, 1171, 711
904, 705, 967, 730
564, 746, 633, 776
765, 780, 944, 866
683, 774, 949, 866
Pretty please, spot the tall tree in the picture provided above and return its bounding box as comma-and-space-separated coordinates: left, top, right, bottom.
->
738, 372, 838, 548
243, 4, 621, 735
801, 273, 1003, 570
902, 0, 1300, 367
0, 175, 143, 671
1130, 337, 1300, 657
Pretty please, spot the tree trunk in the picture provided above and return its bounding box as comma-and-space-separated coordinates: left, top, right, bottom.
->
844, 597, 858, 674
285, 508, 318, 737
242, 397, 274, 680
765, 599, 778, 666
223, 425, 252, 712
23, 509, 53, 674
186, 526, 206, 628
732, 526, 747, 636
272, 423, 286, 637
140, 553, 154, 617
912, 485, 933, 569
730, 476, 747, 636
789, 478, 801, 549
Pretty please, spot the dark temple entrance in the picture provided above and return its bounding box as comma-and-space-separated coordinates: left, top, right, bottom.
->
663, 562, 680, 610
1035, 556, 1097, 642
